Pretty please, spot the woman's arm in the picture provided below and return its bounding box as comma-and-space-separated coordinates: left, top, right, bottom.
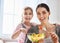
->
50, 32, 59, 43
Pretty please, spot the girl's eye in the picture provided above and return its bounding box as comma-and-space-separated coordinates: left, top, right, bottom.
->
24, 12, 27, 15
29, 13, 32, 15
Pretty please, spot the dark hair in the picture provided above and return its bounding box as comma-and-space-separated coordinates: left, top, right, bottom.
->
36, 3, 50, 12
24, 7, 33, 13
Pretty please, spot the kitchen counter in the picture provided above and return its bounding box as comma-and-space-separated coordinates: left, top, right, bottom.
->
0, 38, 18, 43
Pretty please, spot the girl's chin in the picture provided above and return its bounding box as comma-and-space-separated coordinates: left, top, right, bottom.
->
25, 20, 30, 22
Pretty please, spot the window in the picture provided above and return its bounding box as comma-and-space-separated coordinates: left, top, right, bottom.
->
3, 0, 24, 35
2, 0, 40, 38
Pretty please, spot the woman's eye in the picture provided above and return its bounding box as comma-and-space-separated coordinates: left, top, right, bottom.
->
37, 12, 41, 15
42, 11, 46, 14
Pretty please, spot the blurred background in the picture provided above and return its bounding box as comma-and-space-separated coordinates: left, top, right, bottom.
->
0, 0, 60, 43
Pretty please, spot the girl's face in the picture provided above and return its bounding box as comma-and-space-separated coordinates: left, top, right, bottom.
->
36, 7, 50, 23
23, 9, 33, 22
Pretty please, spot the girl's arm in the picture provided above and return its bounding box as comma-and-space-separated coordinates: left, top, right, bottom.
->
12, 28, 27, 39
11, 29, 21, 39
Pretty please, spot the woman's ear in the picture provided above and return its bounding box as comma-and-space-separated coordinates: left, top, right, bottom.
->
49, 12, 50, 15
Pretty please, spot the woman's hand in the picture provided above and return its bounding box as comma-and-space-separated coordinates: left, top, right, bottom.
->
50, 32, 59, 43
33, 39, 44, 43
38, 39, 44, 43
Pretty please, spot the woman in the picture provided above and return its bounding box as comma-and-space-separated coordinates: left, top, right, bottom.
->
12, 7, 36, 43
27, 3, 60, 43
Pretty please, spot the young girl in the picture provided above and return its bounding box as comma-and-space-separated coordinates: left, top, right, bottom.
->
12, 7, 36, 43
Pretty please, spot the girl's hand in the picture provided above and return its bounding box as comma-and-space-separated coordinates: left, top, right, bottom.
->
20, 28, 27, 34
50, 32, 59, 43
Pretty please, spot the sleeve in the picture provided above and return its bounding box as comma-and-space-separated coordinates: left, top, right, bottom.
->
27, 25, 39, 34
13, 24, 22, 34
56, 24, 60, 43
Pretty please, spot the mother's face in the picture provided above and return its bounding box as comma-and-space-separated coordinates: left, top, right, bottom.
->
36, 7, 50, 22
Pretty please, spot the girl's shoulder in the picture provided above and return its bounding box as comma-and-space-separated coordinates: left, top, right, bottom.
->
14, 23, 23, 31
14, 23, 25, 33
16, 23, 23, 28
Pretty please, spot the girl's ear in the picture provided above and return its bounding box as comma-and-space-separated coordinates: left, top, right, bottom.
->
32, 14, 33, 16
21, 13, 24, 22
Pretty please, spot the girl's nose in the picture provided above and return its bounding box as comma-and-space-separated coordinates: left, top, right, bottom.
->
27, 14, 30, 17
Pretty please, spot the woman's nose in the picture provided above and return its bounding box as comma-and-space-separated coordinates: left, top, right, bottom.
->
40, 14, 43, 18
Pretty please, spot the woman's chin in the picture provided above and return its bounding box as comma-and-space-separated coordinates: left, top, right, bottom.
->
40, 20, 46, 23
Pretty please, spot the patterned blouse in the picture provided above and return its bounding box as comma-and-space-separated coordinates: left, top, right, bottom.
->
13, 22, 36, 43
